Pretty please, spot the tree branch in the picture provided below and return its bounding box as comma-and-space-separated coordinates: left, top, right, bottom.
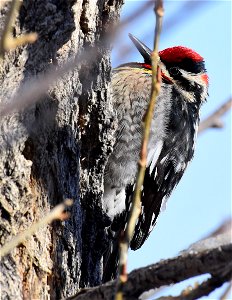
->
115, 1, 209, 63
0, 0, 37, 58
69, 243, 232, 300
0, 199, 73, 258
220, 281, 232, 300
120, 2, 153, 27
0, 46, 98, 117
156, 276, 227, 300
116, 1, 164, 298
199, 98, 232, 133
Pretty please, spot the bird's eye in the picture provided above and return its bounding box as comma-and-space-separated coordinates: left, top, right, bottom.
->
169, 67, 181, 76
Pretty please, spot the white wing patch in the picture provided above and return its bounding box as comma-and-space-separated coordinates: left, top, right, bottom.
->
175, 161, 186, 172
147, 140, 163, 175
160, 154, 168, 165
160, 195, 168, 211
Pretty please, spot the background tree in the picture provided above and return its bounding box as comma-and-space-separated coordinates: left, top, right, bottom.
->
0, 1, 231, 299
0, 0, 123, 298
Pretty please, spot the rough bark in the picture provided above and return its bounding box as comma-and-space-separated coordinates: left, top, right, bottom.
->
0, 0, 123, 299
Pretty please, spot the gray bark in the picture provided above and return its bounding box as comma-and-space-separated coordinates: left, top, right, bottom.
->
0, 0, 123, 299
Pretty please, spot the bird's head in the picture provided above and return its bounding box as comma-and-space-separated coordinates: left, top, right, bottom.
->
128, 34, 208, 104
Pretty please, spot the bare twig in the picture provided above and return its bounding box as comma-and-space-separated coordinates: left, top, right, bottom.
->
114, 1, 210, 63
0, 1, 9, 10
199, 98, 232, 133
144, 219, 232, 299
0, 47, 99, 117
115, 1, 164, 299
0, 0, 37, 57
206, 218, 232, 239
120, 2, 153, 27
220, 281, 232, 300
69, 243, 232, 300
156, 276, 227, 300
0, 199, 73, 258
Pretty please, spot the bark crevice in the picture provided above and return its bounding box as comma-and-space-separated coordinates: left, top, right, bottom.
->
0, 0, 123, 298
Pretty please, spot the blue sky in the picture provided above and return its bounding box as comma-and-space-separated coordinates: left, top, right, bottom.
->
112, 1, 231, 298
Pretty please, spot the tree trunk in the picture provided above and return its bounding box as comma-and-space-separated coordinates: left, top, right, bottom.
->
0, 0, 123, 299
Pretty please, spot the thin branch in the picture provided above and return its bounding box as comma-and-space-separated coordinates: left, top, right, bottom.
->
120, 2, 153, 27
199, 98, 232, 133
114, 1, 210, 63
0, 0, 21, 51
0, 1, 8, 10
69, 243, 232, 300
156, 276, 227, 300
184, 219, 232, 255
115, 1, 164, 299
0, 0, 37, 57
0, 47, 98, 117
205, 218, 232, 239
0, 199, 73, 258
220, 281, 232, 300
143, 219, 232, 299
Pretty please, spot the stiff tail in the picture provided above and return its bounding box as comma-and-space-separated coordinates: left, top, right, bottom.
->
102, 230, 120, 283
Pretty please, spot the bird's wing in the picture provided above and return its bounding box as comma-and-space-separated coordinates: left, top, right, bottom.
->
129, 146, 184, 250
102, 143, 188, 281
103, 98, 198, 280
129, 114, 196, 250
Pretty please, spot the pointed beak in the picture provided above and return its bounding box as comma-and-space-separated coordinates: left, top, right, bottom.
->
129, 33, 152, 64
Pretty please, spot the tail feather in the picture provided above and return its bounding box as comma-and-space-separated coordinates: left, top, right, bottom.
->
102, 230, 120, 283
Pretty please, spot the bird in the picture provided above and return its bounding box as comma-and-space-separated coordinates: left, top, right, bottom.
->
102, 34, 208, 281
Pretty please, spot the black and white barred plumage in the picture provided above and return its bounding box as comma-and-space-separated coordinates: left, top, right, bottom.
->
103, 34, 208, 281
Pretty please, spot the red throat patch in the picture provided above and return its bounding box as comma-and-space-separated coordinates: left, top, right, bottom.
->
161, 71, 173, 84
201, 74, 209, 85
141, 63, 152, 70
159, 46, 204, 63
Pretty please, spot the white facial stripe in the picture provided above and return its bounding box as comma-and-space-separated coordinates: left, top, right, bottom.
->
180, 69, 207, 86
175, 86, 195, 103
172, 69, 208, 103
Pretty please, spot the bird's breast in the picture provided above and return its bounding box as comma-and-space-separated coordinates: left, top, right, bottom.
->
105, 69, 171, 188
